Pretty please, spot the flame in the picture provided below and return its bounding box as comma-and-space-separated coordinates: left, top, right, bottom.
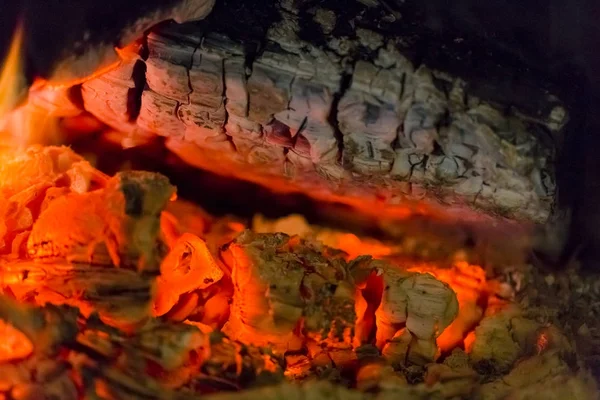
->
0, 22, 66, 148
0, 34, 140, 148
0, 22, 26, 123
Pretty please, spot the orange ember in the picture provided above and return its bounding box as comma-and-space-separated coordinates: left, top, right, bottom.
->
0, 319, 33, 362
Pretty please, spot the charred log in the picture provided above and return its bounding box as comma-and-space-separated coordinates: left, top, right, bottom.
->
76, 1, 567, 235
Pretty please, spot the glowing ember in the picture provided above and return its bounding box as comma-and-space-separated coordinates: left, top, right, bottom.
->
0, 319, 33, 362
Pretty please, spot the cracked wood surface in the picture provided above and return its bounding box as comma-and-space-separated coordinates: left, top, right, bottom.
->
78, 1, 567, 230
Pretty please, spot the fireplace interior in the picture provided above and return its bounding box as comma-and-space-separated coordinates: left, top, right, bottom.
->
0, 0, 599, 399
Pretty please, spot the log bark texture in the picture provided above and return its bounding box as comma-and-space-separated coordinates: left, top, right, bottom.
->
79, 0, 567, 229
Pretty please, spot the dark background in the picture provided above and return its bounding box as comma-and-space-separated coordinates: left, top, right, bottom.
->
1, 0, 599, 268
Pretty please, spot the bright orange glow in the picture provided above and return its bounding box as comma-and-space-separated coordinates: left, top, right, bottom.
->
323, 232, 396, 259
0, 318, 33, 361
463, 330, 476, 353
536, 332, 549, 354
0, 22, 26, 123
153, 233, 225, 317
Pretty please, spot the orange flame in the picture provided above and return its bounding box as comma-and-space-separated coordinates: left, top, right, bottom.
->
0, 30, 140, 148
0, 21, 26, 123
0, 22, 66, 148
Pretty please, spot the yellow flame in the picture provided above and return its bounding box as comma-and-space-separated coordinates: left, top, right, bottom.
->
0, 22, 26, 123
0, 22, 86, 148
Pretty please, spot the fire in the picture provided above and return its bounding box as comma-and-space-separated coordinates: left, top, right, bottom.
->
0, 27, 139, 148
0, 22, 520, 396
0, 22, 26, 123
0, 23, 71, 148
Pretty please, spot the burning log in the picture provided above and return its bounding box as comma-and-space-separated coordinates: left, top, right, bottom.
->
74, 0, 567, 233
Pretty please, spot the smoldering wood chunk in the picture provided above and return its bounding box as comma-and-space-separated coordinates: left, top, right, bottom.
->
201, 332, 284, 388
419, 262, 487, 353
0, 297, 281, 400
351, 257, 458, 366
26, 170, 175, 272
0, 146, 108, 256
153, 233, 229, 328
465, 311, 577, 376
0, 296, 78, 357
467, 311, 578, 380
79, 319, 282, 395
116, 329, 280, 394
0, 297, 80, 400
220, 230, 355, 352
